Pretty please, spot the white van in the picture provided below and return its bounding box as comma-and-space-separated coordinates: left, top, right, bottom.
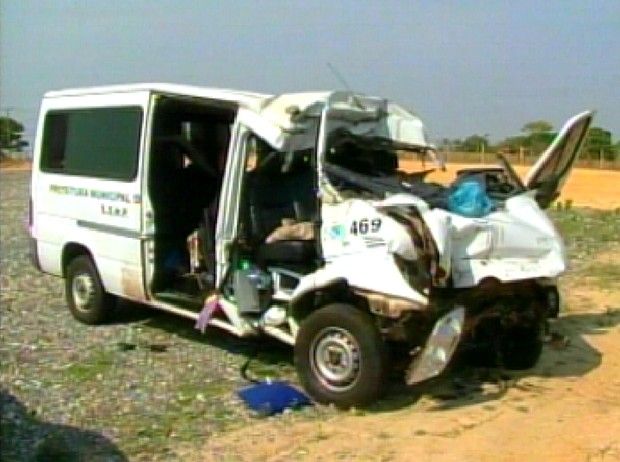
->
29, 83, 592, 407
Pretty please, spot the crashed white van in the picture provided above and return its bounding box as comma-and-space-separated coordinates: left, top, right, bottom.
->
29, 83, 593, 407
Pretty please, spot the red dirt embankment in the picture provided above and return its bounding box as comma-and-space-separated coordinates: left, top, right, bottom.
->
401, 161, 620, 210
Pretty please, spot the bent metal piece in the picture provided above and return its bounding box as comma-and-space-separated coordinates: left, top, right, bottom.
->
406, 306, 465, 385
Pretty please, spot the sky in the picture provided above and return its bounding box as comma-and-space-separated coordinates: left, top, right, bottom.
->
1, 0, 619, 147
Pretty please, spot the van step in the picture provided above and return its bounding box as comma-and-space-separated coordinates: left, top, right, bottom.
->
153, 290, 203, 311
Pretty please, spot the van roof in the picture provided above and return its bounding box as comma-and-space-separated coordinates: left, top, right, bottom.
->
44, 82, 273, 106
44, 82, 337, 109
42, 83, 427, 147
43, 82, 340, 127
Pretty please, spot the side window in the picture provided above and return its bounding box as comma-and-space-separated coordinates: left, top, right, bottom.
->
41, 107, 142, 181
244, 134, 275, 174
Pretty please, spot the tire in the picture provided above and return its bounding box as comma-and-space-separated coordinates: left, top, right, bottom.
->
498, 324, 544, 370
463, 318, 501, 368
294, 303, 388, 408
65, 255, 116, 325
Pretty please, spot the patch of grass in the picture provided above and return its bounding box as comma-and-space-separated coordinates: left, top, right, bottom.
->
175, 380, 231, 403
550, 208, 620, 257
550, 209, 620, 282
64, 349, 115, 382
240, 348, 296, 382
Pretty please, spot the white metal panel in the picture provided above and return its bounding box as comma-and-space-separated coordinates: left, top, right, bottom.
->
44, 83, 270, 108
449, 194, 567, 288
292, 252, 428, 305
31, 90, 151, 301
524, 110, 594, 204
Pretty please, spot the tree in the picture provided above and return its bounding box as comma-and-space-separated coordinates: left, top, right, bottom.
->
461, 134, 490, 152
521, 120, 553, 135
528, 131, 557, 155
492, 120, 556, 157
583, 127, 616, 161
437, 138, 463, 151
496, 135, 527, 154
0, 117, 29, 153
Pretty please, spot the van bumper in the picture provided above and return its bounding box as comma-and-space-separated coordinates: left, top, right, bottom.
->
28, 236, 42, 272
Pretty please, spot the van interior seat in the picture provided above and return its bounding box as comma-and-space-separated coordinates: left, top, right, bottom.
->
245, 151, 317, 266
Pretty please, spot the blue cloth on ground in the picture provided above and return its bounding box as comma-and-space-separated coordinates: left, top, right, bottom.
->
447, 180, 494, 217
237, 381, 312, 416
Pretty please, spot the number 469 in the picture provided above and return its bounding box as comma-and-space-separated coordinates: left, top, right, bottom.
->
350, 218, 382, 235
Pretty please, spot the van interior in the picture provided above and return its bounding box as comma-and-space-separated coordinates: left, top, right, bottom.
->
147, 96, 319, 311
148, 96, 234, 305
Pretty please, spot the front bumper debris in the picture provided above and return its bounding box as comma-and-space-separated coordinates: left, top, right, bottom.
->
406, 306, 465, 385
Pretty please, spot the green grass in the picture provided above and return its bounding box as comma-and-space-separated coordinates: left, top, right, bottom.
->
64, 349, 115, 382
550, 208, 619, 244
549, 208, 620, 267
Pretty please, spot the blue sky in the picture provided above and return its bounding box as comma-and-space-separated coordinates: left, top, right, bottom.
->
1, 0, 618, 145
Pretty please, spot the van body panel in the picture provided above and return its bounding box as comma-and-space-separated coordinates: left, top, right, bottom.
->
31, 91, 151, 301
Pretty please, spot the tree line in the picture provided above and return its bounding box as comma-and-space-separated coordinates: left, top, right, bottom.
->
438, 119, 619, 162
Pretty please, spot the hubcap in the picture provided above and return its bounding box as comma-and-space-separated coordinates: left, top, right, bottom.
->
72, 273, 95, 312
310, 327, 361, 392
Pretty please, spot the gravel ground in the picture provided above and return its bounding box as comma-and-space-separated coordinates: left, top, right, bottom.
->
0, 170, 321, 461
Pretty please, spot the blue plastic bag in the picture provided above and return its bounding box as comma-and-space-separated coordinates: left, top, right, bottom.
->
447, 180, 494, 217
237, 380, 312, 416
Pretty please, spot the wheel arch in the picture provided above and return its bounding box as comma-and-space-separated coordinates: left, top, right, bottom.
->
61, 242, 94, 278
290, 277, 366, 324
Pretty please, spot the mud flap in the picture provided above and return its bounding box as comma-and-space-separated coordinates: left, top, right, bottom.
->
406, 306, 465, 385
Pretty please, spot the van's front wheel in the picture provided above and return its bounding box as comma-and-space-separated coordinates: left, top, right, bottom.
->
65, 255, 116, 325
294, 304, 387, 408
499, 323, 544, 370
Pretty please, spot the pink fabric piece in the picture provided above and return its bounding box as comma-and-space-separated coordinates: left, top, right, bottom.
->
195, 297, 221, 333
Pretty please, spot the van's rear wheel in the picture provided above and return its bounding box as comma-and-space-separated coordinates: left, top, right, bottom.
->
294, 303, 387, 408
65, 255, 116, 325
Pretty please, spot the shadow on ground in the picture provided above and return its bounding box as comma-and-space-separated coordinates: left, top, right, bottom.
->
115, 299, 289, 354
372, 308, 619, 412
0, 389, 127, 462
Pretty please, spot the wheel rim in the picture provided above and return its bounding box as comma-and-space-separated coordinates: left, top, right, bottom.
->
72, 273, 95, 312
309, 327, 361, 392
